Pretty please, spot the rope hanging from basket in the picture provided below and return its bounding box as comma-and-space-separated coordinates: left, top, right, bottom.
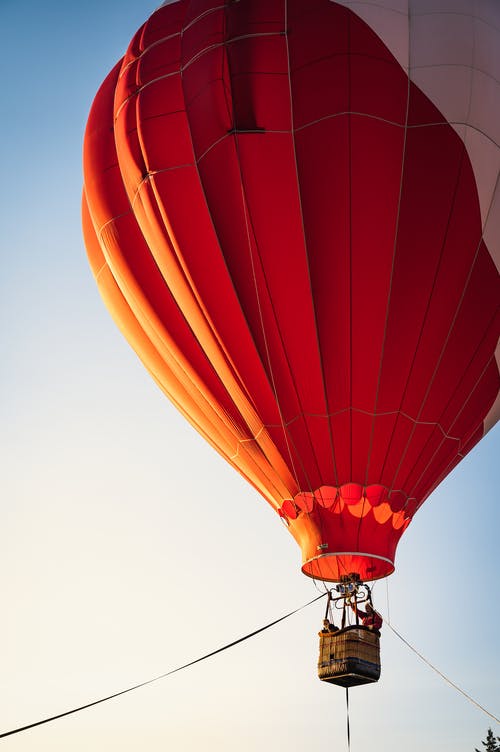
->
346, 687, 351, 752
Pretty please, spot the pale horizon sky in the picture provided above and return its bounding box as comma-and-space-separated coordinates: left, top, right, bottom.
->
1, 1, 498, 750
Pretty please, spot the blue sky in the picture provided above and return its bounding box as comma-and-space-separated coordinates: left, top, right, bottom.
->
0, 1, 498, 750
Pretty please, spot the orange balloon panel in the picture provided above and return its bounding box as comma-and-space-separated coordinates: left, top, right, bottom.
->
83, 0, 500, 581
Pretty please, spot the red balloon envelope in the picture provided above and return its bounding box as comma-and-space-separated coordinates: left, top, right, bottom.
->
83, 0, 500, 582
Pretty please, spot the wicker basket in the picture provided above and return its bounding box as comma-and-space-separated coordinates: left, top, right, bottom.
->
318, 625, 381, 687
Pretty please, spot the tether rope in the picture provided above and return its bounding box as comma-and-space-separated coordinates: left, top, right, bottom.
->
0, 593, 326, 739
346, 687, 351, 752
2, 591, 497, 740
384, 619, 499, 723
382, 582, 497, 722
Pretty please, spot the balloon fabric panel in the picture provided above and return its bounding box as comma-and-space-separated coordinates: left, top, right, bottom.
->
83, 0, 500, 582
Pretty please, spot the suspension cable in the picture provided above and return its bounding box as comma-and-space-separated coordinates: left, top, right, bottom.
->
0, 592, 326, 739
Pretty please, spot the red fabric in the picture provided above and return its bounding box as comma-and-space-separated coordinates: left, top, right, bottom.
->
83, 0, 500, 581
362, 611, 383, 630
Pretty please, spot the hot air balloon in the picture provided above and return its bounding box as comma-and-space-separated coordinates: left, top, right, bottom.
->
82, 0, 500, 666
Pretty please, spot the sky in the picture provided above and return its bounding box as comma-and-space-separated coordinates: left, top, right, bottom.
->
0, 1, 499, 750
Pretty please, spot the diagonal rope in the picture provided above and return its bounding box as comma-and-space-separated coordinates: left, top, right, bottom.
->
383, 618, 499, 723
0, 593, 326, 740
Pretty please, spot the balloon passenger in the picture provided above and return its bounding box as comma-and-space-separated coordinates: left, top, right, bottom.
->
351, 602, 382, 631
320, 618, 339, 634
